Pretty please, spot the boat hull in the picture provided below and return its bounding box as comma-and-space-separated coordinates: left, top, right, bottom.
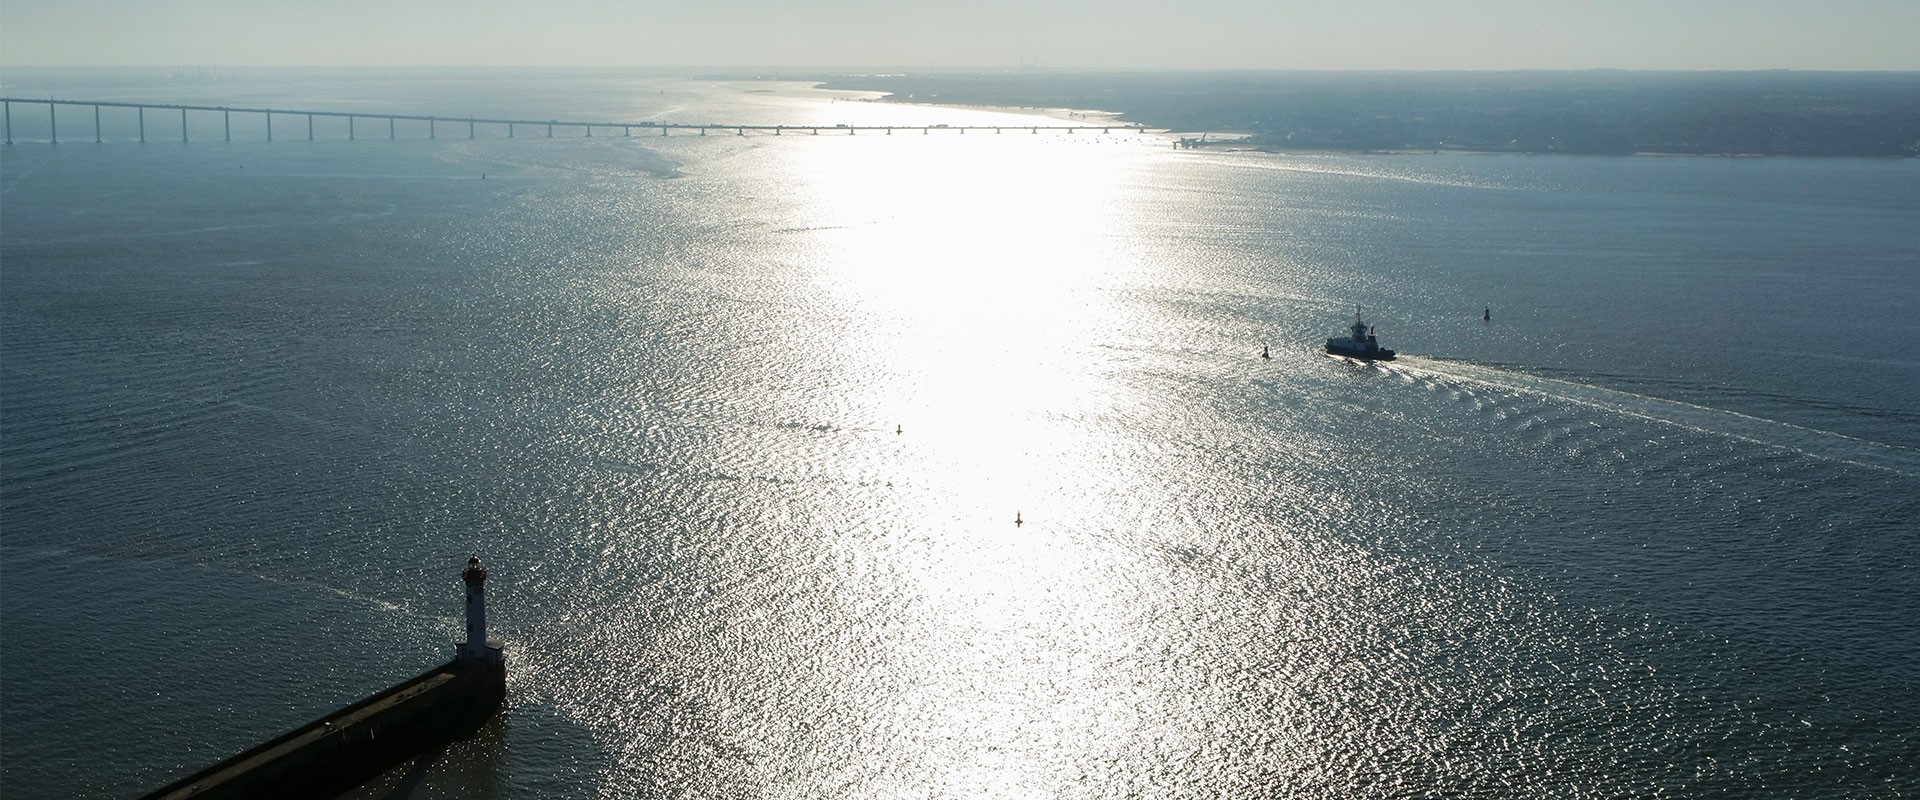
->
1326, 343, 1396, 360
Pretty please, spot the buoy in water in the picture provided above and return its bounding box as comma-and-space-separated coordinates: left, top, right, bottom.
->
1015, 511, 1023, 527
1261, 344, 1270, 360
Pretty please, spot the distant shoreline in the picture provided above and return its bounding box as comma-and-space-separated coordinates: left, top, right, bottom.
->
836, 89, 1915, 158
817, 71, 1920, 158
1163, 142, 1915, 158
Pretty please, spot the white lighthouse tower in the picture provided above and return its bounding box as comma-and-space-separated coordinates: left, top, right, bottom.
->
459, 555, 503, 665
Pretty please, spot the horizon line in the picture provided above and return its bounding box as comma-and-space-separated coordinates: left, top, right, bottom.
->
5, 64, 1920, 75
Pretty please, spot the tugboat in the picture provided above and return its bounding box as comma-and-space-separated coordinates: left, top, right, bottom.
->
1325, 308, 1397, 360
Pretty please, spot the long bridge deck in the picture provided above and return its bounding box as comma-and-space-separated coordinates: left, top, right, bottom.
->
0, 97, 1149, 144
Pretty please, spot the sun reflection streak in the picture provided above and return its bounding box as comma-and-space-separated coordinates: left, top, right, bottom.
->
792, 134, 1158, 503
773, 133, 1196, 790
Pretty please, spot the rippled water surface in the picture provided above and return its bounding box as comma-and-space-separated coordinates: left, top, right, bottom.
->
3, 73, 1918, 798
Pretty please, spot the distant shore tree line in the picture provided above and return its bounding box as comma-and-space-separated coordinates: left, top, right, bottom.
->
818, 71, 1920, 157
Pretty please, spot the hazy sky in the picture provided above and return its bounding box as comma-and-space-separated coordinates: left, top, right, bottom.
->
3, 0, 1917, 70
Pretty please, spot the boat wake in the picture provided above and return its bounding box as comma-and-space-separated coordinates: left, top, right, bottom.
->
1388, 355, 1920, 477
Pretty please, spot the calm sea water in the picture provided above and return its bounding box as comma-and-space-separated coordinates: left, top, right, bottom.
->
3, 71, 1917, 799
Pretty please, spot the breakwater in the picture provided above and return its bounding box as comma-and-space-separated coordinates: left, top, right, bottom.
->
136, 557, 505, 800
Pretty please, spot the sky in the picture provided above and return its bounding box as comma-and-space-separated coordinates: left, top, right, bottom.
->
3, 0, 1917, 71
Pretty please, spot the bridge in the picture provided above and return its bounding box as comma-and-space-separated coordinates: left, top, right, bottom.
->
0, 97, 1148, 145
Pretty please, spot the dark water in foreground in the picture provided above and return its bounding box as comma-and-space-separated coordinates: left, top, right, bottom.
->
3, 74, 1918, 798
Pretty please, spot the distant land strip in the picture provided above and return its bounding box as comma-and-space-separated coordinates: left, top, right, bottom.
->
820, 70, 1920, 156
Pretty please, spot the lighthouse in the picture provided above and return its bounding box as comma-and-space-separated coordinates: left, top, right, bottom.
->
134, 557, 510, 800
459, 555, 503, 665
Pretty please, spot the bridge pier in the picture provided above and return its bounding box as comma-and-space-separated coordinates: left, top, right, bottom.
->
349, 116, 355, 140
4, 101, 10, 145
224, 108, 231, 142
307, 114, 314, 141
389, 117, 395, 139
138, 106, 144, 142
468, 118, 475, 139
508, 122, 514, 138
623, 126, 630, 137
586, 125, 592, 137
661, 127, 667, 136
266, 111, 272, 141
546, 121, 553, 138
430, 118, 436, 139
49, 103, 56, 144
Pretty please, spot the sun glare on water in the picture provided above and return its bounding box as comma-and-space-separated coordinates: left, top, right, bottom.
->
762, 130, 1205, 788
796, 131, 1157, 507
